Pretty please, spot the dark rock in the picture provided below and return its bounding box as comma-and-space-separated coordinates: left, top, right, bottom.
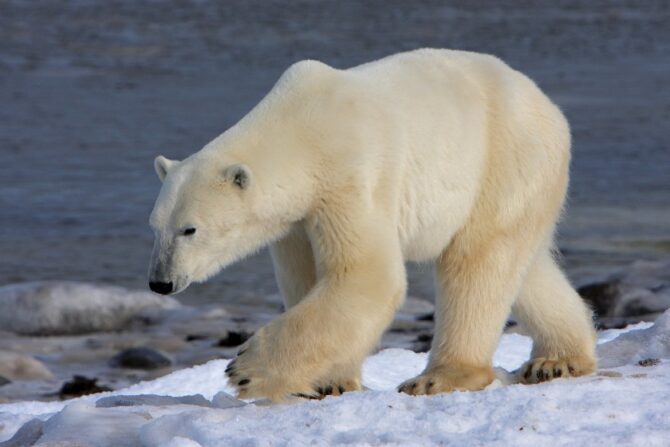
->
416, 333, 433, 343
638, 358, 660, 367
216, 330, 252, 347
0, 375, 10, 387
0, 418, 44, 447
96, 393, 212, 408
109, 347, 172, 370
185, 334, 208, 342
578, 280, 621, 317
59, 375, 112, 399
413, 333, 433, 353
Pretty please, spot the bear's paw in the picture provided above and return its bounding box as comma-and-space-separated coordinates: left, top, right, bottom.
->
398, 364, 495, 396
518, 355, 596, 384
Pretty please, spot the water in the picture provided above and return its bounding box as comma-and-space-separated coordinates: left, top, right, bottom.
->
1, 0, 669, 305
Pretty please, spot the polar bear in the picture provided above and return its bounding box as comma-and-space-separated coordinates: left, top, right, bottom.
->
148, 49, 597, 401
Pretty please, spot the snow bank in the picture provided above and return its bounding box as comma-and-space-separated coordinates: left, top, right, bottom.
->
1, 311, 669, 446
598, 310, 670, 368
0, 281, 180, 335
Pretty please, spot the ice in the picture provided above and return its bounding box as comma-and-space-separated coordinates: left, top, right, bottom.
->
1, 311, 669, 446
0, 281, 180, 335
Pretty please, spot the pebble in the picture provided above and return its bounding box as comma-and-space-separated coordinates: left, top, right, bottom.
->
109, 347, 172, 370
216, 331, 252, 347
59, 375, 112, 399
0, 351, 53, 381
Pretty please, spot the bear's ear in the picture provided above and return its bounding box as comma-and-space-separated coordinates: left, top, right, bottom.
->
154, 155, 177, 182
223, 164, 251, 190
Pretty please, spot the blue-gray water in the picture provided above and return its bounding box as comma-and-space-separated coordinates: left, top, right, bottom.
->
1, 0, 669, 305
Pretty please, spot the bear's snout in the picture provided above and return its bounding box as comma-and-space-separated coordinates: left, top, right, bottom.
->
149, 281, 173, 295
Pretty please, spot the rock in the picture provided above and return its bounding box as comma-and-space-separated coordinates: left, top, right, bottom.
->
0, 281, 181, 335
59, 375, 112, 398
0, 351, 53, 381
416, 313, 434, 321
616, 287, 670, 316
215, 330, 252, 347
185, 334, 208, 342
638, 358, 660, 367
109, 347, 172, 370
0, 418, 44, 447
96, 393, 212, 408
413, 333, 433, 353
578, 259, 670, 325
578, 280, 621, 317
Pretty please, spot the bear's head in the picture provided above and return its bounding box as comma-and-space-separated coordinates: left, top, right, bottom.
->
147, 153, 290, 295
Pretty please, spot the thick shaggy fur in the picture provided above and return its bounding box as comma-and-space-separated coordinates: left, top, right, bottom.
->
148, 49, 597, 401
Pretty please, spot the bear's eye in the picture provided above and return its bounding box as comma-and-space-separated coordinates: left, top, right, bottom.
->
182, 228, 196, 236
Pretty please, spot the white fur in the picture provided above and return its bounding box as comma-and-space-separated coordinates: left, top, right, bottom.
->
149, 49, 597, 400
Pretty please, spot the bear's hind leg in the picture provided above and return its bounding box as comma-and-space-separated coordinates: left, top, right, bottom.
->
512, 251, 597, 384
399, 230, 537, 396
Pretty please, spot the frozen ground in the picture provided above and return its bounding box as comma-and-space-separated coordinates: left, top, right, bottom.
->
1, 312, 668, 446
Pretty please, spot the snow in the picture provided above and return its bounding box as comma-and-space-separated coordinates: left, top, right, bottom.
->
2, 312, 670, 446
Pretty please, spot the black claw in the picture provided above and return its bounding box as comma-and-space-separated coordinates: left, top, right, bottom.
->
238, 379, 250, 386
317, 387, 324, 395
294, 393, 318, 400
324, 385, 333, 395
338, 385, 345, 394
426, 381, 434, 390
523, 366, 532, 380
553, 368, 561, 377
536, 368, 544, 381
568, 365, 576, 375
410, 382, 417, 390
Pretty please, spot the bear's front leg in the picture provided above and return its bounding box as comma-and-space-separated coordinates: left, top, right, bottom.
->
227, 231, 406, 401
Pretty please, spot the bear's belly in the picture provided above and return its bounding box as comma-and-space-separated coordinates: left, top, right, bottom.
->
398, 183, 476, 263
401, 224, 456, 262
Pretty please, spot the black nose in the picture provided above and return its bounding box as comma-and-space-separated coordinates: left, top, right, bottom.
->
149, 281, 173, 295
